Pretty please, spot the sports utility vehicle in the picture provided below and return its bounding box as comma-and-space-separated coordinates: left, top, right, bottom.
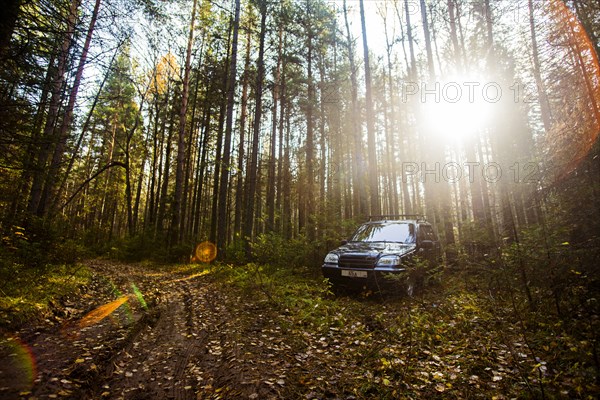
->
322, 215, 441, 294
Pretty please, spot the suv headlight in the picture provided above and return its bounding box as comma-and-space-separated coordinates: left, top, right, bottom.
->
324, 253, 339, 264
376, 255, 401, 267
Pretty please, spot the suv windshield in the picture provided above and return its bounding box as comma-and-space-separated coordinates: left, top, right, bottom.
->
350, 222, 416, 244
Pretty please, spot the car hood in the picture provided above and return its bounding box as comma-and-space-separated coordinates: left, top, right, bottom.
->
335, 242, 416, 256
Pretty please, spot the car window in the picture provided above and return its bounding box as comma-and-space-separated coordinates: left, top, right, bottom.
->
351, 222, 416, 243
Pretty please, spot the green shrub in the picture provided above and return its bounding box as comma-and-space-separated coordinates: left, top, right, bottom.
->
251, 232, 315, 268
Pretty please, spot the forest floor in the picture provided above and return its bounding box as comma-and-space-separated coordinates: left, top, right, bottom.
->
1, 259, 598, 399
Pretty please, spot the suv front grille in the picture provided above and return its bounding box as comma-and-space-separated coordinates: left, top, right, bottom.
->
339, 254, 377, 269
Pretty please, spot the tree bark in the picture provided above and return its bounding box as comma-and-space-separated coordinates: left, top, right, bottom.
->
266, 23, 281, 234
41, 0, 102, 217
305, 0, 315, 240
233, 13, 253, 237
217, 0, 241, 256
528, 0, 552, 133
171, 0, 198, 245
359, 0, 380, 217
243, 1, 267, 255
343, 0, 367, 219
28, 0, 81, 216
382, 7, 400, 215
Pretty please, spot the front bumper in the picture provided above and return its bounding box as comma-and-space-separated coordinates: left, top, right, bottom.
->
322, 264, 408, 287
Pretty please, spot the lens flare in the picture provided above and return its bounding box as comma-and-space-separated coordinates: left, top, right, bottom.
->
167, 270, 210, 283
78, 296, 129, 329
194, 241, 217, 263
131, 283, 147, 310
546, 0, 600, 181
0, 337, 37, 391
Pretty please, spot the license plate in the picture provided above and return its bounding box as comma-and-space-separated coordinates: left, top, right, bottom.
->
341, 269, 368, 278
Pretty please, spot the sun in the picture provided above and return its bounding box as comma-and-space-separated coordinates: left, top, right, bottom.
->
421, 77, 493, 142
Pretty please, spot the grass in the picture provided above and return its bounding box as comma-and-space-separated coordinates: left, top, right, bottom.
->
0, 263, 91, 329
208, 261, 600, 398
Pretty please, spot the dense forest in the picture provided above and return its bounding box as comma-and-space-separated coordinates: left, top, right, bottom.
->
2, 0, 600, 289
1, 0, 600, 397
0, 0, 598, 256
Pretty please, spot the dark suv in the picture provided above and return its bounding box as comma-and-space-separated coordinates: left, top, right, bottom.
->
322, 215, 441, 294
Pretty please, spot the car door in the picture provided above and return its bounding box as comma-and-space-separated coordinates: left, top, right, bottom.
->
418, 224, 440, 263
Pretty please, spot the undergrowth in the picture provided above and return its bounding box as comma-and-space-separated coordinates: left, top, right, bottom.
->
0, 263, 91, 329
206, 261, 599, 398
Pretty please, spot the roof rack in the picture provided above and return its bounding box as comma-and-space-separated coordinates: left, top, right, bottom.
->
369, 214, 427, 222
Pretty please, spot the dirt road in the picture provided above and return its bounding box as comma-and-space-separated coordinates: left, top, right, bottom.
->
1, 261, 292, 399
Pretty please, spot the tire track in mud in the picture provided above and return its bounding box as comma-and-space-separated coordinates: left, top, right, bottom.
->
82, 277, 213, 399
78, 264, 271, 399
2, 261, 283, 399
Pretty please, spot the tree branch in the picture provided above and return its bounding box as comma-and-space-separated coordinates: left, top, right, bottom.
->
57, 161, 127, 212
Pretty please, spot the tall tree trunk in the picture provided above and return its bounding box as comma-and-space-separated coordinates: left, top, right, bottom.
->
484, 0, 494, 55
343, 0, 367, 218
395, 0, 417, 78
40, 0, 102, 217
0, 0, 21, 54
382, 8, 399, 215
217, 0, 241, 256
210, 25, 233, 245
282, 94, 292, 239
146, 81, 166, 231
171, 0, 198, 245
276, 35, 287, 232
28, 0, 80, 216
210, 63, 229, 243
429, 3, 444, 74
528, 0, 552, 133
359, 0, 380, 216
9, 51, 56, 225
304, 0, 315, 240
420, 0, 435, 79
318, 54, 327, 221
243, 1, 267, 255
421, 0, 456, 252
182, 66, 202, 239
233, 14, 253, 236
329, 21, 343, 220
133, 141, 148, 233
192, 104, 211, 238
448, 0, 462, 71
394, 0, 416, 214
266, 24, 281, 234
123, 91, 148, 236
157, 103, 177, 234
56, 41, 118, 215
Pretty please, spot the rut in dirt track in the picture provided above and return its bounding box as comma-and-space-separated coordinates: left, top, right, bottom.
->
78, 263, 276, 400
84, 281, 209, 399
1, 261, 282, 400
